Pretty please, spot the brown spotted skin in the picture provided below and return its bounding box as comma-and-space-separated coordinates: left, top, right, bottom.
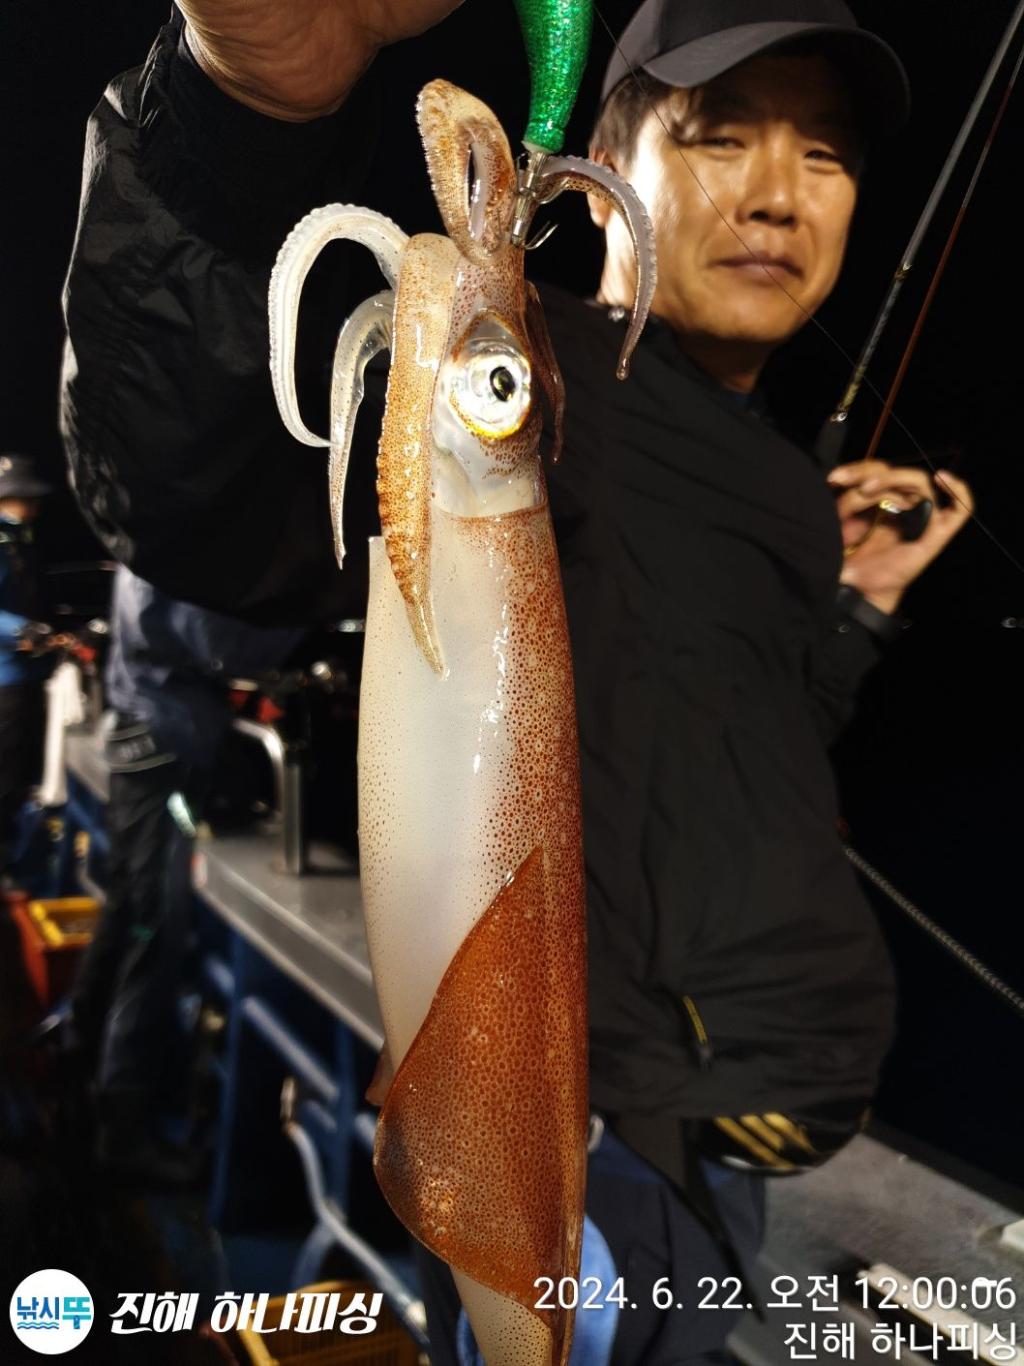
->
376, 233, 459, 674
366, 504, 586, 1364
375, 850, 586, 1365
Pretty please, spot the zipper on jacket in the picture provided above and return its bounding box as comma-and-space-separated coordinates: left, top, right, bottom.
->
681, 994, 714, 1072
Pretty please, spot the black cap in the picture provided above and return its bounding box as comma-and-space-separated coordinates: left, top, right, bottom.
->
600, 0, 910, 139
0, 453, 52, 500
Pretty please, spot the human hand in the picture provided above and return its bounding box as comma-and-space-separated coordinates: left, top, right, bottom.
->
827, 460, 974, 615
178, 0, 468, 121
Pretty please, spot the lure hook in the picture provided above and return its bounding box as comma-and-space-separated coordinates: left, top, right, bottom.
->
510, 147, 550, 248
525, 219, 558, 251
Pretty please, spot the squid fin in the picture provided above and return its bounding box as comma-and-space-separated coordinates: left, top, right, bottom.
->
374, 845, 586, 1364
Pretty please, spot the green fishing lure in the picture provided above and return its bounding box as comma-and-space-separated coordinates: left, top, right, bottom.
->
513, 0, 594, 153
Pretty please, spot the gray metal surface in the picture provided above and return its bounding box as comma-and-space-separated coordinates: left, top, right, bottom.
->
66, 727, 109, 801
730, 1134, 1024, 1362
231, 716, 308, 875
765, 1134, 1022, 1294
66, 726, 383, 1049
193, 833, 383, 1050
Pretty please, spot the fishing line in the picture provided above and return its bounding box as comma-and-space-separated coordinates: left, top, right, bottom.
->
843, 844, 1024, 1020
861, 34, 1024, 464
589, 2, 1024, 579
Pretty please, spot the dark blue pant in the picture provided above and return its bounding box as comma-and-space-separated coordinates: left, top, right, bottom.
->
0, 681, 45, 874
70, 761, 195, 1101
414, 1124, 766, 1366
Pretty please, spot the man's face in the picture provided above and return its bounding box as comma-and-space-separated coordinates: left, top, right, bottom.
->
598, 53, 861, 349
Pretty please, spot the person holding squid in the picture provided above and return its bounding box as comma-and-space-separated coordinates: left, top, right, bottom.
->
62, 1, 972, 1361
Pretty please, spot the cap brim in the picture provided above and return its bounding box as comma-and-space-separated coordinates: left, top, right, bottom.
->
605, 21, 910, 139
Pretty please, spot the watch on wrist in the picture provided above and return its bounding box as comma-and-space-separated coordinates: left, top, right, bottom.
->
835, 584, 906, 644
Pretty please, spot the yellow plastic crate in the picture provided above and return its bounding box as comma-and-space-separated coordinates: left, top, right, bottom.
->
234, 1280, 420, 1366
28, 897, 99, 946
14, 897, 99, 1007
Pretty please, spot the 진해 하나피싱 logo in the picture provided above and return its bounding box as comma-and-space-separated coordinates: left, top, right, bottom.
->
9, 1270, 94, 1355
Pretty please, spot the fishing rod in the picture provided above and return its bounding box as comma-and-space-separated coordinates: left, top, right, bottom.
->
815, 0, 1024, 468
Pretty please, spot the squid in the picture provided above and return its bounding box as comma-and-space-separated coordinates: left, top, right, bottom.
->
269, 53, 655, 1366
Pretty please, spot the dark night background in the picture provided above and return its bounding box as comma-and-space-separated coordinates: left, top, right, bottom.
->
2, 2, 1022, 1195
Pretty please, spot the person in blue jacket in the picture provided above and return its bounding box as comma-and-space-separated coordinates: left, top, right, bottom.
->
0, 453, 67, 878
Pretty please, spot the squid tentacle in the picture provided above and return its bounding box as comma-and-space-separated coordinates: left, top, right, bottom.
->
328, 290, 394, 568
536, 156, 657, 379
269, 204, 407, 447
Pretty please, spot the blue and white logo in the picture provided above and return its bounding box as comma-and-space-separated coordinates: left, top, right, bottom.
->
9, 1270, 94, 1355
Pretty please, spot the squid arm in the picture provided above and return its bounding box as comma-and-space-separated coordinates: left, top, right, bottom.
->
328, 290, 394, 568
268, 204, 407, 448
536, 156, 658, 379
374, 234, 460, 676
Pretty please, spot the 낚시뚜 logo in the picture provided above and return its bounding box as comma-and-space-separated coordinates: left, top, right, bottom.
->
9, 1270, 94, 1355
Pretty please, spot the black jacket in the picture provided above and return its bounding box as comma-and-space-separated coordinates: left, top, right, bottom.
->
61, 17, 895, 1122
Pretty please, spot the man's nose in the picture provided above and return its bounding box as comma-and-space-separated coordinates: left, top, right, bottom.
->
737, 144, 799, 228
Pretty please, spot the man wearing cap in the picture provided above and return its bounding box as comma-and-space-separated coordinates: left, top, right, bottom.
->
61, 1, 973, 1360
0, 453, 68, 877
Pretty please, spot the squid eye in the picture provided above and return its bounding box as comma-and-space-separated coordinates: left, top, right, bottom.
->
490, 366, 516, 401
448, 341, 531, 439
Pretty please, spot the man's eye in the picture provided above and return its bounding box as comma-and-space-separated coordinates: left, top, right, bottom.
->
701, 135, 742, 148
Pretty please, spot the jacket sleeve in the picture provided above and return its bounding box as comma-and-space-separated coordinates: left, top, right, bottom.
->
60, 15, 382, 627
807, 601, 888, 746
